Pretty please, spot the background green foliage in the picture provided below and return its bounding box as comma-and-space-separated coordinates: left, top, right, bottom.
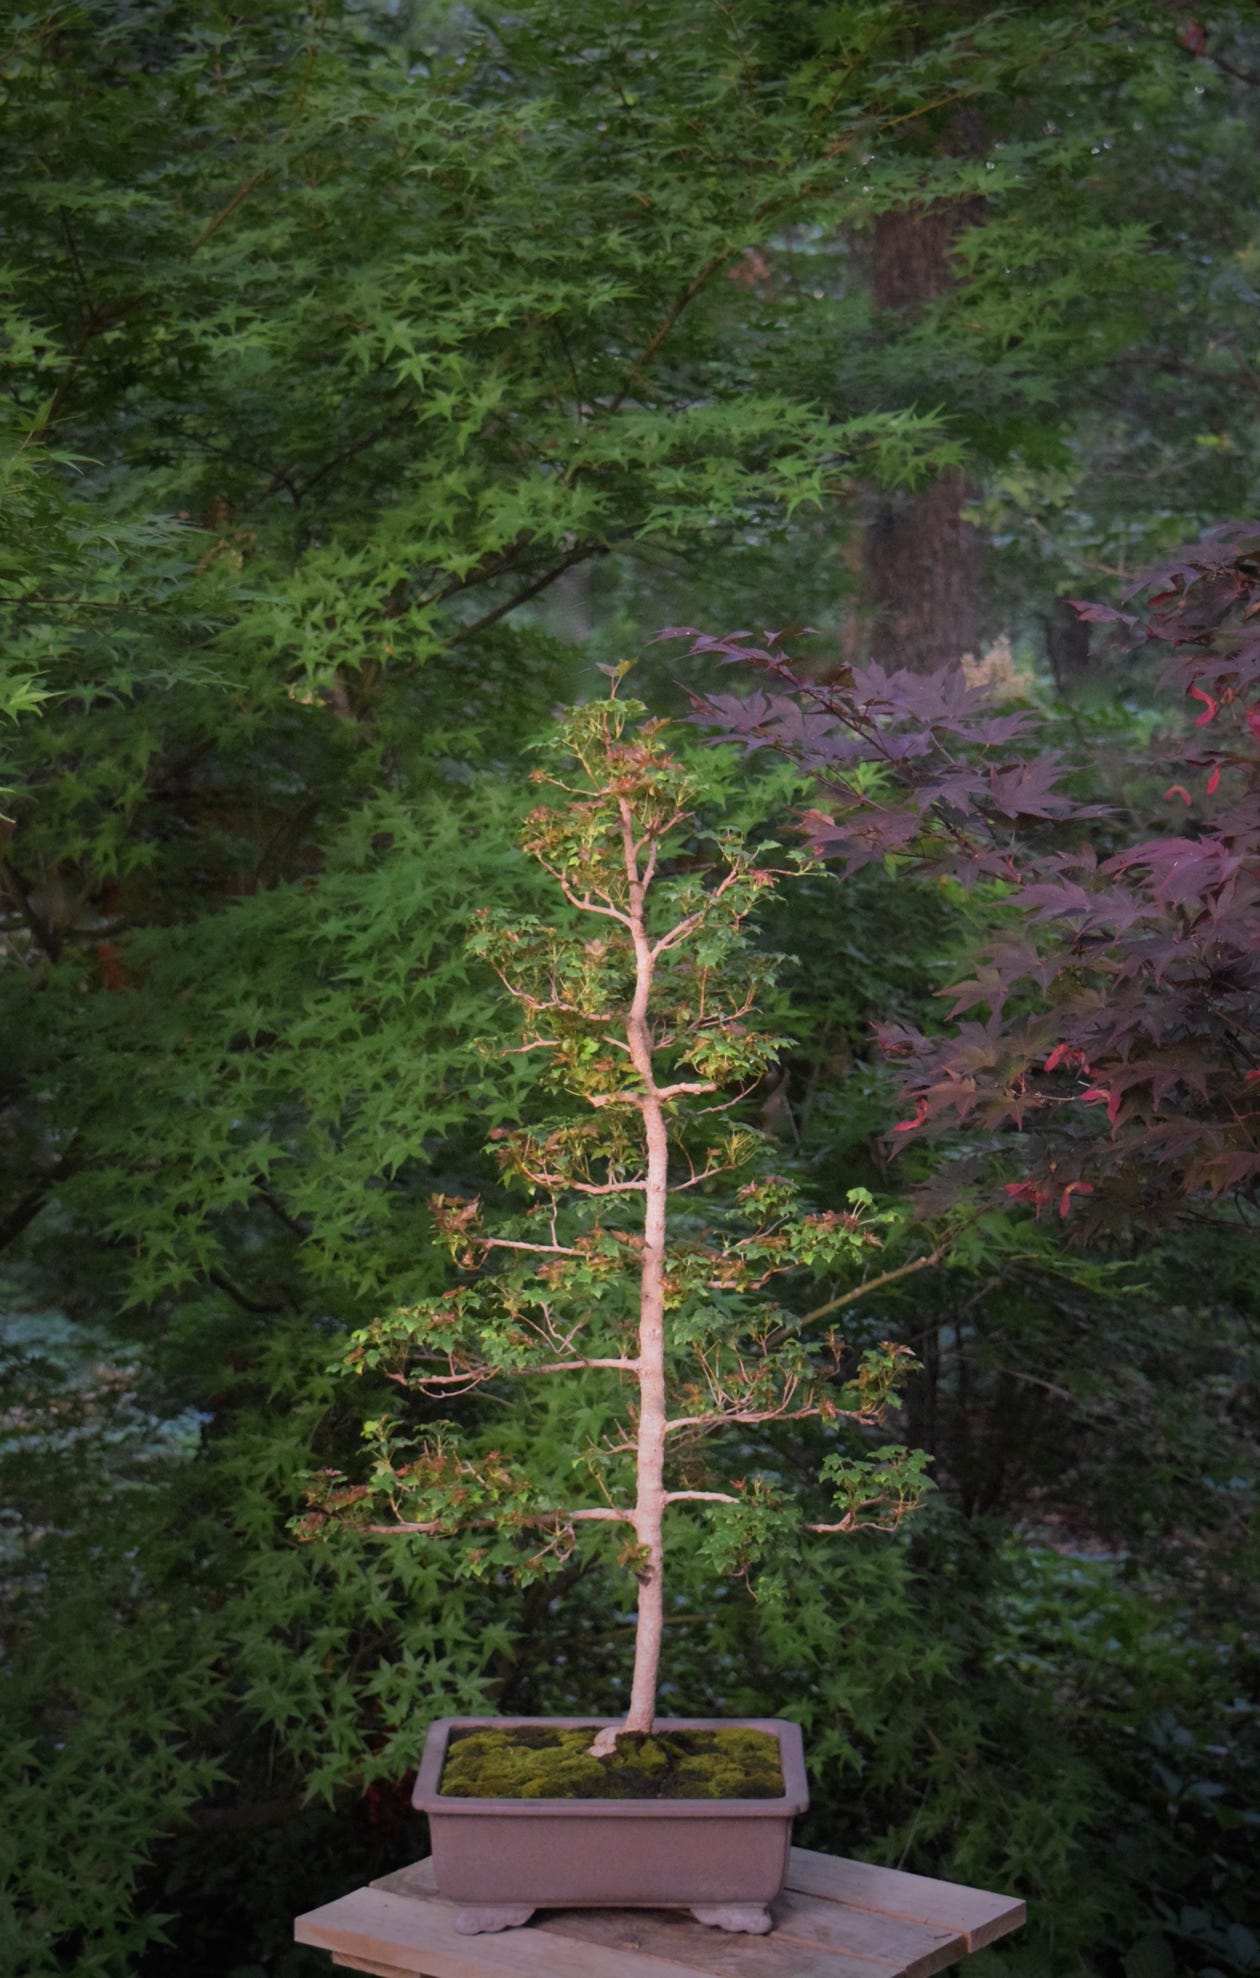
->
2, 2, 1259, 1974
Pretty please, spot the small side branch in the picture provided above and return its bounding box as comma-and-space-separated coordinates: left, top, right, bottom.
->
190, 167, 269, 254
382, 1356, 637, 1389
664, 1403, 841, 1436
663, 1489, 738, 1506
804, 1511, 906, 1534
521, 1357, 639, 1375
566, 1176, 649, 1197
208, 1267, 286, 1315
797, 1249, 943, 1328
557, 879, 634, 927
358, 1505, 634, 1536
649, 862, 749, 962
607, 252, 729, 414
381, 1367, 498, 1394
478, 1235, 586, 1259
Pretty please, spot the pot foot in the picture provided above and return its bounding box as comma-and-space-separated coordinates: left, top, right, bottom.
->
690, 1904, 773, 1934
453, 1904, 536, 1935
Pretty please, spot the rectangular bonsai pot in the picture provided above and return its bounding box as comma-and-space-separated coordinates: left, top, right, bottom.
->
412, 1715, 808, 1914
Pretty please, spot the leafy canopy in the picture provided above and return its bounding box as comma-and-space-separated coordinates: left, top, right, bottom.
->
303, 687, 931, 1611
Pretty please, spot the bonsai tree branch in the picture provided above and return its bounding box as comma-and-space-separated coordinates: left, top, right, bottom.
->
355, 1505, 634, 1537
796, 1248, 946, 1327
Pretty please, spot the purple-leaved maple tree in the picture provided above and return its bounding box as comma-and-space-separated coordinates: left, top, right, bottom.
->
673, 522, 1260, 1236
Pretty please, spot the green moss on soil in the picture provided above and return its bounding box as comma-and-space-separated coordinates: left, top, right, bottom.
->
439, 1726, 784, 1801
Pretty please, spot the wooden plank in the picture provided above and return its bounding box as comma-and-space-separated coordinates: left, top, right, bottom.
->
786, 1850, 1026, 1952
332, 1958, 413, 1978
373, 1861, 440, 1899
772, 1889, 963, 1978
372, 1861, 957, 1978
540, 1902, 893, 1978
378, 1854, 1022, 1958
311, 1852, 1023, 1978
296, 1886, 722, 1978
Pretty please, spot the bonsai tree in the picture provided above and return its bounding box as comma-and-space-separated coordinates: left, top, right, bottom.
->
303, 677, 931, 1751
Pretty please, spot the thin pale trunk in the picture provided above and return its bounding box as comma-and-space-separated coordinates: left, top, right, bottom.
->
623, 1073, 668, 1735
590, 807, 668, 1755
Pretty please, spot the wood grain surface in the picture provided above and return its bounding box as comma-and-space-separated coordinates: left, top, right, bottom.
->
295, 1846, 1025, 1978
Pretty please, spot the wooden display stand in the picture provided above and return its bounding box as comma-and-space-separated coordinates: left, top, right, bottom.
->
295, 1846, 1025, 1978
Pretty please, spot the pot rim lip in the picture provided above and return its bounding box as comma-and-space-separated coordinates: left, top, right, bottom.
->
413, 1714, 809, 1819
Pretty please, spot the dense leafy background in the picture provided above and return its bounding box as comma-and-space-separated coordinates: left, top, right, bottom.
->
2, 3, 1259, 1975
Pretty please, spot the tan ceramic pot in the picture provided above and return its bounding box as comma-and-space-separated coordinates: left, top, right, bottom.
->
412, 1715, 809, 1936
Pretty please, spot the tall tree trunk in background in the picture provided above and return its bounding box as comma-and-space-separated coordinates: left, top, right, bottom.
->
863, 202, 984, 673
1042, 595, 1092, 697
